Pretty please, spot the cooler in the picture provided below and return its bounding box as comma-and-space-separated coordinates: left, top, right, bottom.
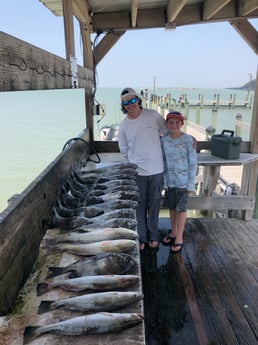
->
211, 130, 242, 159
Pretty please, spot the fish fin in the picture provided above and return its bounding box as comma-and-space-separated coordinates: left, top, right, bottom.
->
23, 326, 38, 344
68, 270, 81, 278
38, 300, 53, 314
37, 282, 49, 296
47, 266, 65, 278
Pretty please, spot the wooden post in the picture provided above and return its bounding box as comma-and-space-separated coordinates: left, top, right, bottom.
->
235, 113, 242, 137
62, 0, 75, 59
249, 67, 258, 153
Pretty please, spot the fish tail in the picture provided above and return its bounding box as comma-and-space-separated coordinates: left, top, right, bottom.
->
43, 238, 58, 247
23, 326, 38, 344
38, 300, 53, 314
59, 228, 70, 234
44, 246, 58, 256
47, 266, 65, 278
36, 282, 49, 296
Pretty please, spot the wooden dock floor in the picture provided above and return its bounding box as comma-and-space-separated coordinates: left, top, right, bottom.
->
142, 217, 258, 345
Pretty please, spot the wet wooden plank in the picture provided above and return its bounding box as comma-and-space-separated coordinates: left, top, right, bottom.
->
142, 217, 258, 345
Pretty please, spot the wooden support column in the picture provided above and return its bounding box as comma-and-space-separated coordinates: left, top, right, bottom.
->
72, 0, 95, 140
80, 24, 94, 141
62, 0, 75, 59
250, 67, 258, 153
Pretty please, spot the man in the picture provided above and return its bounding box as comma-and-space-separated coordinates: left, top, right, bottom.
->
118, 87, 167, 250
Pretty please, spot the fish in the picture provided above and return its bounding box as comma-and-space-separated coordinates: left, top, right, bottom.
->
72, 169, 110, 184
45, 239, 137, 257
52, 207, 136, 230
38, 291, 144, 314
88, 190, 140, 202
60, 190, 140, 209
44, 228, 138, 246
88, 184, 139, 196
37, 274, 140, 296
94, 179, 137, 188
56, 199, 138, 218
23, 312, 144, 343
71, 171, 136, 189
73, 218, 138, 231
55, 198, 104, 218
47, 253, 138, 278
65, 170, 138, 197
99, 199, 138, 211
79, 171, 138, 182
80, 162, 138, 176
66, 184, 139, 199
51, 206, 90, 230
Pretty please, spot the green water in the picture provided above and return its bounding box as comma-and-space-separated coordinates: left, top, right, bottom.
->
0, 87, 253, 212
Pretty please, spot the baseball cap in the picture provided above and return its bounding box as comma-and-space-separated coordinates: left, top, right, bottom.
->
166, 111, 185, 122
120, 87, 139, 100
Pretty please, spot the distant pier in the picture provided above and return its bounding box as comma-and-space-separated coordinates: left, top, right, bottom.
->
150, 92, 253, 110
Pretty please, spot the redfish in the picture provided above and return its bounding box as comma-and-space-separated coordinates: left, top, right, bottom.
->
47, 253, 138, 278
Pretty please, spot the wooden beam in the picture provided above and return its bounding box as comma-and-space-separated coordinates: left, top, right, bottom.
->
229, 19, 258, 54
187, 195, 255, 211
130, 0, 139, 28
62, 0, 75, 59
203, 0, 232, 20
93, 31, 126, 65
73, 0, 92, 28
166, 0, 187, 24
92, 4, 257, 32
240, 0, 258, 15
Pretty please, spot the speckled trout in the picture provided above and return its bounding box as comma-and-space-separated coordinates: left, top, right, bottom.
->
45, 239, 137, 256
38, 291, 143, 314
23, 312, 144, 343
52, 207, 136, 230
37, 274, 140, 296
44, 227, 138, 247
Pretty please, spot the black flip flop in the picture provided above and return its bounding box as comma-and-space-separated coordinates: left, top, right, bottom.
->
161, 235, 176, 246
171, 243, 184, 254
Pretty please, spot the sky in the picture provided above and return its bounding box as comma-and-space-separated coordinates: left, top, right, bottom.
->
0, 0, 257, 89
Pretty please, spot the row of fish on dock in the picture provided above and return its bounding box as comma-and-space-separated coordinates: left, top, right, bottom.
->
23, 162, 144, 344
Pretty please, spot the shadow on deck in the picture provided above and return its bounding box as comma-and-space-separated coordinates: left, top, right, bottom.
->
141, 217, 258, 345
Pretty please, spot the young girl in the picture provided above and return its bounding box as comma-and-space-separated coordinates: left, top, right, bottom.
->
161, 111, 197, 254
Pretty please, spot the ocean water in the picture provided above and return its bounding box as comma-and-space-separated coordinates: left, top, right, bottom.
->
0, 87, 254, 212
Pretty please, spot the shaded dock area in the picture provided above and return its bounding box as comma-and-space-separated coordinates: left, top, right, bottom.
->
142, 216, 258, 345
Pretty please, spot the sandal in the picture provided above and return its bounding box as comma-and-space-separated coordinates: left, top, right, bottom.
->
161, 235, 176, 246
171, 243, 184, 254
